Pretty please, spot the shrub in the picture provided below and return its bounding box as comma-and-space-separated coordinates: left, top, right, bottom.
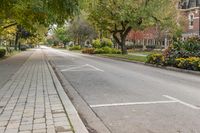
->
175, 57, 200, 71
101, 38, 113, 48
146, 53, 164, 65
0, 49, 6, 58
94, 48, 104, 54
92, 38, 113, 48
163, 44, 200, 66
102, 46, 112, 54
111, 49, 121, 54
69, 45, 81, 51
173, 37, 200, 53
82, 48, 95, 54
94, 48, 121, 54
92, 39, 101, 48
183, 37, 200, 52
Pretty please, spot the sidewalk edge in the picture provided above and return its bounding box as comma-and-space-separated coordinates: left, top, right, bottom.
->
46, 61, 89, 133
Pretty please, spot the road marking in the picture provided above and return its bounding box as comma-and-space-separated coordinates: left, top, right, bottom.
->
85, 64, 104, 72
58, 65, 77, 68
163, 95, 200, 110
61, 64, 104, 72
61, 65, 87, 72
90, 100, 177, 108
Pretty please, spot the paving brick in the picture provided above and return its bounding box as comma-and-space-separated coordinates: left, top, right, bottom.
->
33, 123, 46, 130
0, 50, 74, 133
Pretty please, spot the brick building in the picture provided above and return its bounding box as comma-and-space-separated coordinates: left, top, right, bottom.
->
126, 0, 200, 49
179, 0, 200, 38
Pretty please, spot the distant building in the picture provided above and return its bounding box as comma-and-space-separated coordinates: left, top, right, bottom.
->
126, 0, 200, 49
126, 27, 169, 50
179, 0, 200, 38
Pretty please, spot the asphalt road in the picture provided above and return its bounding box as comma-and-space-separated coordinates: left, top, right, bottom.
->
43, 46, 200, 133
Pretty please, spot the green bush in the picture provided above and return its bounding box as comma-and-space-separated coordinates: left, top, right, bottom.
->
173, 37, 200, 53
101, 38, 113, 48
69, 45, 81, 51
94, 47, 121, 54
146, 53, 164, 65
94, 48, 104, 54
82, 48, 95, 54
92, 39, 101, 48
102, 46, 112, 54
111, 48, 121, 54
92, 38, 113, 48
0, 49, 6, 58
175, 57, 200, 71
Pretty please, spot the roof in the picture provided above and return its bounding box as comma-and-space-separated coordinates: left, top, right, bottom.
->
180, 0, 200, 9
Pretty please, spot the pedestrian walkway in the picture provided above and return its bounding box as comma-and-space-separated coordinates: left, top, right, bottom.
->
0, 49, 86, 133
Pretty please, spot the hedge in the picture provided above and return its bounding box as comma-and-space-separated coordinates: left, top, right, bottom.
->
0, 49, 6, 58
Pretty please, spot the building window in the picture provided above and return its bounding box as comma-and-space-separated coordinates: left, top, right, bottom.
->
189, 14, 194, 29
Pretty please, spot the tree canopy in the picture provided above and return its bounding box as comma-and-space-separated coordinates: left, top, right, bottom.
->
0, 0, 82, 49
0, 0, 81, 31
88, 0, 180, 54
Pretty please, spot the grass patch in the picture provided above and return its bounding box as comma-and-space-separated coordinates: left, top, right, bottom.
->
68, 50, 82, 53
99, 54, 147, 62
128, 50, 162, 55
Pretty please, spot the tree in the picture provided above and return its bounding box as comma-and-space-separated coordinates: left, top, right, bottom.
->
0, 0, 81, 50
54, 26, 71, 47
68, 17, 97, 46
88, 0, 180, 54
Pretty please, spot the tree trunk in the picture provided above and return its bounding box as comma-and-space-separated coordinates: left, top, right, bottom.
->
18, 42, 21, 50
15, 31, 19, 50
120, 36, 127, 54
121, 43, 127, 54
112, 26, 132, 55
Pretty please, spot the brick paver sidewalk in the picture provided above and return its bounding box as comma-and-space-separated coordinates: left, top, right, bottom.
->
0, 49, 75, 133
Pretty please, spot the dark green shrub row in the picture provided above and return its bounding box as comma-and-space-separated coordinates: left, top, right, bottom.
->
173, 37, 200, 52
68, 45, 81, 51
92, 38, 113, 48
94, 47, 121, 54
0, 49, 6, 58
82, 47, 121, 54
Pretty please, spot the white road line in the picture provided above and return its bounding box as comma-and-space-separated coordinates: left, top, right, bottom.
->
86, 64, 104, 72
58, 65, 77, 67
61, 64, 104, 72
163, 95, 200, 110
61, 65, 87, 72
90, 100, 177, 108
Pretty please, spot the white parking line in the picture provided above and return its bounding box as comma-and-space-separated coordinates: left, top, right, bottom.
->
61, 64, 104, 72
91, 95, 200, 110
163, 95, 200, 110
90, 100, 177, 108
61, 65, 87, 72
85, 64, 104, 72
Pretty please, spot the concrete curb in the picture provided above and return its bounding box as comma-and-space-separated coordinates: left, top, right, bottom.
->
95, 55, 145, 65
95, 55, 200, 76
145, 63, 200, 76
46, 61, 89, 133
49, 61, 111, 133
